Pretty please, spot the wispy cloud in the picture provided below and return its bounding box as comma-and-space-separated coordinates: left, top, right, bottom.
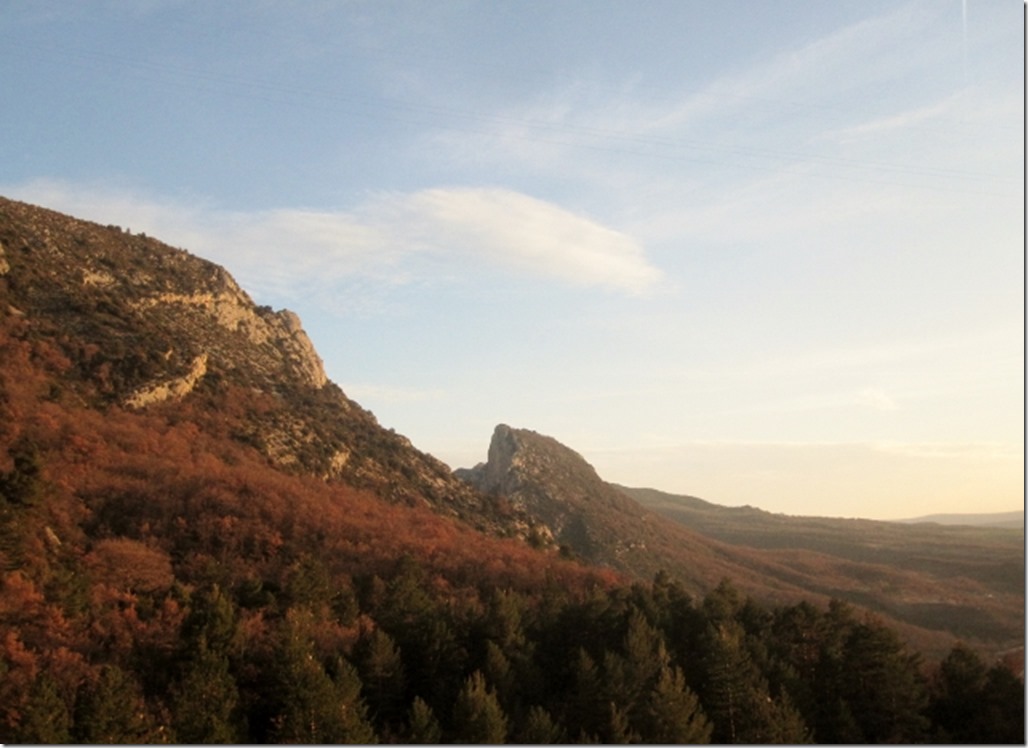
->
3, 180, 662, 303
371, 188, 662, 294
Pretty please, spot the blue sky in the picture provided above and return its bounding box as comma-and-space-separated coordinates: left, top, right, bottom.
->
2, 0, 1022, 519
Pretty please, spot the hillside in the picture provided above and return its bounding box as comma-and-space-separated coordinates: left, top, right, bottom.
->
0, 195, 1022, 743
0, 196, 557, 538
456, 425, 1024, 655
621, 485, 1023, 649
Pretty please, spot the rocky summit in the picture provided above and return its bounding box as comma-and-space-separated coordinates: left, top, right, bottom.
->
456, 424, 647, 560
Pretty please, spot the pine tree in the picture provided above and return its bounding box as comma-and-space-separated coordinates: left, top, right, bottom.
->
405, 696, 442, 744
169, 638, 242, 744
698, 619, 807, 743
181, 583, 238, 653
269, 616, 376, 743
353, 627, 406, 733
642, 665, 712, 743
930, 644, 1026, 743
329, 657, 379, 744
838, 618, 929, 743
451, 670, 508, 743
562, 648, 605, 740
699, 621, 754, 742
518, 705, 566, 744
72, 664, 157, 744
12, 673, 72, 743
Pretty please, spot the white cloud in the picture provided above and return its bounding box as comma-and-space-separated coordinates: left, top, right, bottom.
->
2, 180, 661, 302
371, 187, 662, 294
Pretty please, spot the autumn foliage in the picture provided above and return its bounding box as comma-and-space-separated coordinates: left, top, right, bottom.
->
0, 196, 1022, 743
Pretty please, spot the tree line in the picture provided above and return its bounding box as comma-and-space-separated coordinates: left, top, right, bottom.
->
2, 554, 1022, 743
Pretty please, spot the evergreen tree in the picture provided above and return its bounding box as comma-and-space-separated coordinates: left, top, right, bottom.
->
698, 621, 755, 742
353, 626, 406, 734
518, 705, 566, 744
72, 664, 157, 744
698, 619, 808, 743
269, 615, 376, 743
0, 437, 44, 507
930, 644, 1026, 743
329, 657, 379, 744
930, 643, 988, 742
642, 664, 712, 744
702, 578, 744, 625
405, 696, 442, 744
978, 664, 1025, 744
482, 640, 516, 708
451, 670, 508, 744
169, 638, 242, 744
12, 673, 72, 743
839, 618, 929, 743
605, 700, 641, 743
285, 553, 332, 610
181, 583, 238, 653
562, 648, 605, 740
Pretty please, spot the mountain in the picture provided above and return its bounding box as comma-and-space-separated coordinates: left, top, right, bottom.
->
0, 195, 556, 537
1, 196, 1023, 743
456, 425, 1024, 655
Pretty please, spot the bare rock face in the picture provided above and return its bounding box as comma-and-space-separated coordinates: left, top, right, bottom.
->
124, 352, 209, 409
0, 195, 501, 533
456, 424, 643, 564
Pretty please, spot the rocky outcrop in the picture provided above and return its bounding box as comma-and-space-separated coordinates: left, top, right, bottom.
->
124, 353, 208, 409
128, 289, 327, 390
456, 424, 646, 564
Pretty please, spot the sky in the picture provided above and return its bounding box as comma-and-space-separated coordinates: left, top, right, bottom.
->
1, 0, 1023, 520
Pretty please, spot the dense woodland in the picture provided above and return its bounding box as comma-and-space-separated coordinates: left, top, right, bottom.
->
0, 325, 1023, 744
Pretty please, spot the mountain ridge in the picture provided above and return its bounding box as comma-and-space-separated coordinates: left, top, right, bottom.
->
455, 424, 1024, 655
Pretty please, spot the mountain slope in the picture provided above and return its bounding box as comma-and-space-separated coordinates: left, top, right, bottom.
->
456, 425, 1024, 654
0, 195, 546, 537
621, 485, 1023, 597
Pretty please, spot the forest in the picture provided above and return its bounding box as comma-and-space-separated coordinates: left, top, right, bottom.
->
0, 327, 1023, 744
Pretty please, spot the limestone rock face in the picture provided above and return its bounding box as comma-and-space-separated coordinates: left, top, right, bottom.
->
0, 195, 499, 532
456, 424, 642, 564
124, 352, 209, 409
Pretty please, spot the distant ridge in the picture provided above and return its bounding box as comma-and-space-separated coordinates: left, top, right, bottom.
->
896, 511, 1024, 529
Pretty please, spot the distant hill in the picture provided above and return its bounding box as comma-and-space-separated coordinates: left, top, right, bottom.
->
896, 511, 1023, 529
619, 484, 1022, 649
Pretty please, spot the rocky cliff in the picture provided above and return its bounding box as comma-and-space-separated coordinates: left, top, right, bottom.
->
0, 196, 501, 529
456, 424, 682, 568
